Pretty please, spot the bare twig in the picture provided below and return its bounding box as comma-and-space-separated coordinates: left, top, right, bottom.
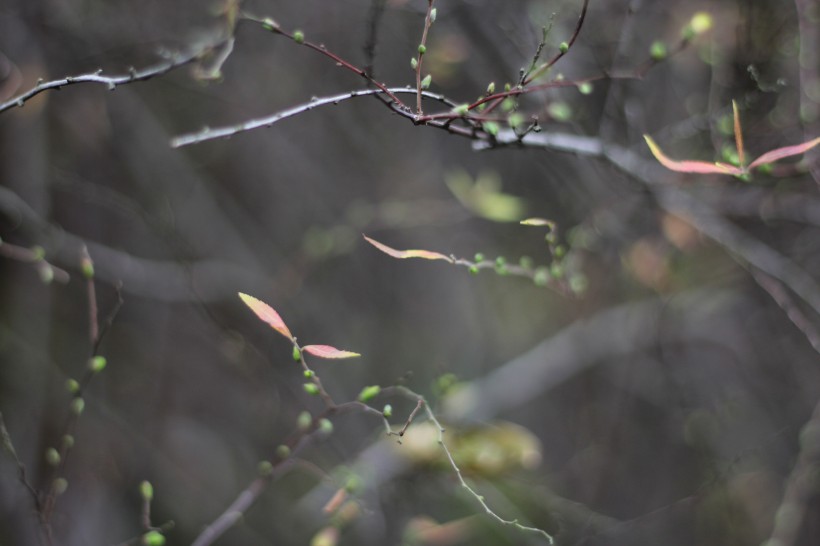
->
0, 40, 228, 114
414, 0, 437, 115
0, 412, 42, 513
0, 240, 69, 283
521, 0, 589, 86
362, 0, 387, 79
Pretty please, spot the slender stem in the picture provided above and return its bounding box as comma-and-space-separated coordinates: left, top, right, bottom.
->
415, 0, 436, 115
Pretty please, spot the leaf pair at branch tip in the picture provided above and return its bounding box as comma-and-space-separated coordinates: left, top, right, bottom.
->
644, 101, 820, 177
237, 293, 360, 359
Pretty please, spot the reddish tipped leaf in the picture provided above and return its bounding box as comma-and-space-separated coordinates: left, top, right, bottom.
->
302, 345, 361, 359
238, 293, 293, 340
749, 136, 820, 169
644, 136, 743, 175
363, 235, 453, 263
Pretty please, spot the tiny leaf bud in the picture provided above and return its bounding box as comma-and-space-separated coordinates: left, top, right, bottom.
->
140, 480, 154, 501
357, 385, 381, 402
293, 30, 305, 44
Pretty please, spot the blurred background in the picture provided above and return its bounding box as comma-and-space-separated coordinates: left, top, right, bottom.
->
1, 0, 819, 545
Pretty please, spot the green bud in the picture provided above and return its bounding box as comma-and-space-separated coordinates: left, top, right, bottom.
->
358, 385, 381, 402
483, 121, 499, 136
65, 379, 80, 394
382, 404, 393, 418
39, 265, 54, 284
689, 12, 713, 35
303, 383, 320, 396
495, 264, 508, 276
31, 245, 46, 261
276, 444, 291, 459
550, 262, 564, 278
548, 101, 572, 122
62, 434, 75, 450
429, 8, 437, 23
45, 447, 61, 466
578, 82, 593, 95
559, 41, 569, 54
452, 103, 470, 115
81, 258, 94, 279
420, 74, 432, 89
469, 265, 479, 275
507, 113, 524, 128
318, 418, 334, 435
554, 245, 566, 258
650, 41, 667, 61
140, 480, 154, 501
70, 397, 85, 416
519, 256, 534, 269
303, 369, 314, 379
52, 478, 68, 496
292, 345, 302, 362
418, 44, 427, 55
486, 81, 495, 95
504, 83, 511, 92
261, 18, 280, 32
142, 530, 166, 546
410, 57, 418, 70
293, 30, 305, 44
474, 253, 485, 262
501, 97, 516, 112
88, 355, 107, 373
569, 273, 588, 294
345, 475, 361, 493
257, 461, 274, 477
534, 267, 550, 287
495, 256, 506, 266
297, 411, 312, 431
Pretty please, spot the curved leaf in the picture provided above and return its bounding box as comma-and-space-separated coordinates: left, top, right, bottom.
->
302, 345, 361, 359
644, 135, 742, 175
238, 293, 293, 340
749, 136, 820, 169
363, 235, 453, 263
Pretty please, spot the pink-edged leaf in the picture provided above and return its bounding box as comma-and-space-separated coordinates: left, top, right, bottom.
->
302, 345, 361, 359
644, 135, 743, 176
238, 292, 293, 340
363, 235, 453, 263
749, 136, 820, 169
732, 100, 746, 168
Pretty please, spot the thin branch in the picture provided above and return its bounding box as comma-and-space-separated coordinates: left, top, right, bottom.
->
362, 0, 387, 79
0, 41, 227, 114
171, 88, 455, 148
0, 240, 70, 283
414, 0, 436, 115
522, 0, 589, 86
0, 411, 42, 513
750, 269, 820, 354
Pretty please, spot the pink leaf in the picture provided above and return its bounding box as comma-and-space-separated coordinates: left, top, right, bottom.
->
644, 136, 743, 176
749, 137, 820, 169
363, 235, 453, 263
238, 293, 293, 340
732, 100, 746, 168
302, 345, 361, 359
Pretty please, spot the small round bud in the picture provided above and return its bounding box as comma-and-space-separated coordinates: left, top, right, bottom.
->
293, 30, 305, 44
31, 245, 46, 261
303, 370, 314, 379
495, 256, 506, 266
276, 444, 291, 459
65, 379, 80, 394
382, 404, 393, 418
257, 461, 274, 477
88, 356, 107, 373
303, 383, 320, 396
62, 434, 75, 450
261, 18, 280, 32
297, 411, 312, 431
578, 82, 593, 95
142, 530, 166, 546
550, 262, 564, 278
70, 397, 85, 416
52, 478, 68, 496
650, 41, 667, 61
519, 256, 534, 269
140, 480, 154, 502
504, 83, 511, 92
318, 418, 334, 435
486, 81, 495, 95
483, 121, 499, 136
689, 12, 713, 35
452, 103, 469, 116
469, 265, 479, 276
410, 57, 418, 70
417, 44, 427, 55
559, 41, 569, 54
292, 345, 302, 362
533, 267, 550, 287
357, 385, 381, 403
45, 448, 61, 466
